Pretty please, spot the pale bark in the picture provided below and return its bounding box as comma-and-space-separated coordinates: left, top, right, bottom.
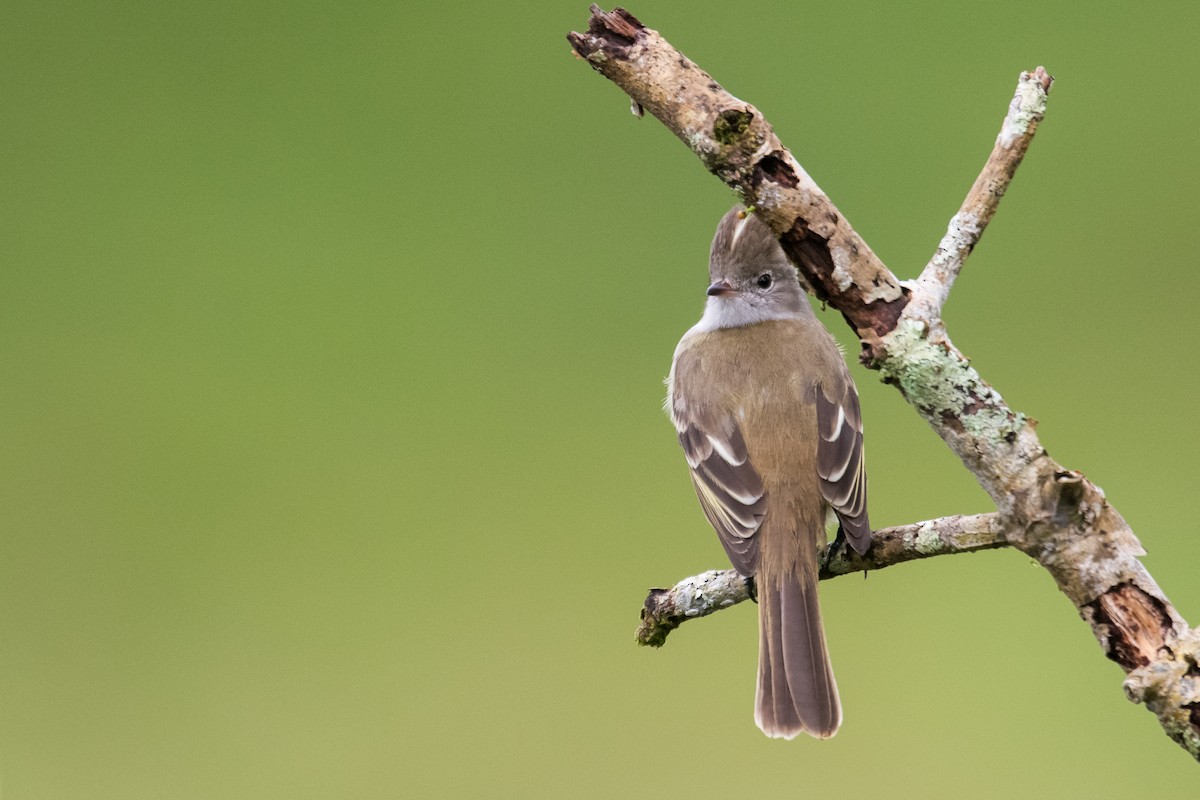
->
637, 513, 1007, 647
570, 6, 1200, 760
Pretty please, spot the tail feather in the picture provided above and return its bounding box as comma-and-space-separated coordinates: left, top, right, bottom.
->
754, 572, 841, 739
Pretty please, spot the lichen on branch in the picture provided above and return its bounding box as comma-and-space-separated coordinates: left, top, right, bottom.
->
570, 5, 1199, 760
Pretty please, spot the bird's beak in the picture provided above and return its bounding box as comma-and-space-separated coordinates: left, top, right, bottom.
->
706, 279, 736, 297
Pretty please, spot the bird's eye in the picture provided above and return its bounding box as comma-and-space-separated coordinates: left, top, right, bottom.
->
756, 273, 773, 289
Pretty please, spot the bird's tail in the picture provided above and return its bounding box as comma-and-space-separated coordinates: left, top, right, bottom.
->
754, 569, 841, 739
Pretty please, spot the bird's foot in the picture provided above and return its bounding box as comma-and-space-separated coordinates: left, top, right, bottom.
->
821, 527, 848, 573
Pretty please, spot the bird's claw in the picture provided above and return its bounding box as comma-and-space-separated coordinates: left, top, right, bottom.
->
822, 526, 848, 573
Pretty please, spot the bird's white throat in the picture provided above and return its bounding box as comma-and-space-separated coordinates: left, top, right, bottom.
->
692, 294, 804, 332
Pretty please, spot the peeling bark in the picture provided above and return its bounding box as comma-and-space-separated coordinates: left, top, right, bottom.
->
570, 5, 1200, 760
569, 6, 907, 341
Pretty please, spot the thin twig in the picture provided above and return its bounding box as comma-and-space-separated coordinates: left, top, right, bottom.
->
637, 514, 1008, 646
912, 67, 1053, 317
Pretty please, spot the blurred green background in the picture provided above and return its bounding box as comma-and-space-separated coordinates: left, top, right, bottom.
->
2, 1, 1197, 797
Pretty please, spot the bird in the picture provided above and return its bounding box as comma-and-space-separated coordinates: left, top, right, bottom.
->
666, 206, 871, 739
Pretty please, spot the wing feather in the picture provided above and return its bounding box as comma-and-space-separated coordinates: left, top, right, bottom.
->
814, 375, 871, 554
670, 350, 766, 576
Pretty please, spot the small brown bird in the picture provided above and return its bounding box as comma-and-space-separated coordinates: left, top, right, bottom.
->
666, 206, 871, 739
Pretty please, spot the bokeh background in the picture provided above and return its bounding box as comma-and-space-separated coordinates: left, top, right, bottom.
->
3, 1, 1198, 797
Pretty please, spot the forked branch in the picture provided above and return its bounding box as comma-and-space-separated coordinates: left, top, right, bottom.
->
569, 6, 1200, 760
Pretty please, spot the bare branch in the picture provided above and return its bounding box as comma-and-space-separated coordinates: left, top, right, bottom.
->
637, 514, 1008, 647
912, 67, 1053, 317
570, 6, 1199, 759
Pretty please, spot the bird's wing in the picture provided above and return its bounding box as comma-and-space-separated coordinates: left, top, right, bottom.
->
669, 356, 766, 576
813, 373, 871, 554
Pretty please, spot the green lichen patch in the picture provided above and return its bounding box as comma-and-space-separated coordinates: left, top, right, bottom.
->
1000, 77, 1049, 145
878, 318, 1025, 445
914, 524, 943, 554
